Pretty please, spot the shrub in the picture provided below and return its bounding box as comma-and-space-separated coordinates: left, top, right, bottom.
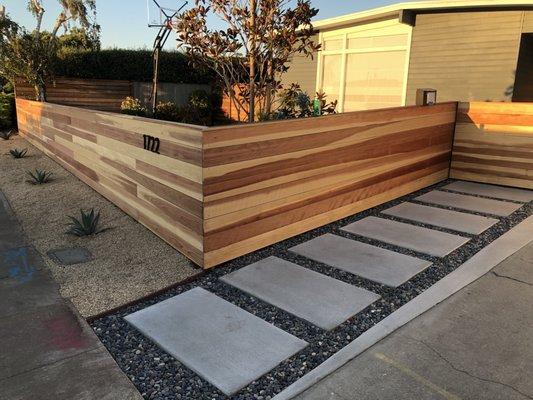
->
54, 49, 213, 84
120, 97, 147, 117
0, 92, 16, 131
189, 90, 211, 115
27, 169, 53, 184
260, 84, 337, 121
66, 209, 105, 236
154, 101, 180, 122
9, 148, 27, 158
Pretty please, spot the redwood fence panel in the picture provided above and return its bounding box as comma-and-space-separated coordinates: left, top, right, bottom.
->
16, 98, 205, 265
202, 102, 457, 267
16, 99, 458, 268
15, 78, 133, 112
451, 101, 533, 189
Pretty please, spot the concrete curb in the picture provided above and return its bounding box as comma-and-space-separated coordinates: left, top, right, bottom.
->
273, 215, 533, 400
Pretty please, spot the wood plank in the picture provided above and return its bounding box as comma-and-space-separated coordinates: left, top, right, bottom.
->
450, 101, 533, 189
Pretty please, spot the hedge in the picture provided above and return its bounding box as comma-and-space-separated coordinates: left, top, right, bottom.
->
54, 49, 213, 84
0, 93, 16, 130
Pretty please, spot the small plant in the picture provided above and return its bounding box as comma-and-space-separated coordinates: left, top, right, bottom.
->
154, 101, 180, 122
9, 148, 27, 158
0, 130, 14, 140
27, 169, 53, 184
120, 97, 147, 117
66, 209, 105, 237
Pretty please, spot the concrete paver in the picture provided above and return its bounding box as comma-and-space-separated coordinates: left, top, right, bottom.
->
221, 256, 380, 329
342, 217, 469, 257
416, 190, 521, 216
443, 181, 533, 202
290, 234, 432, 287
383, 202, 498, 234
125, 287, 308, 396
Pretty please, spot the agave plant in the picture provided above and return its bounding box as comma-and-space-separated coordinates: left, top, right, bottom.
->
9, 148, 27, 158
27, 169, 53, 184
66, 209, 106, 237
0, 130, 14, 140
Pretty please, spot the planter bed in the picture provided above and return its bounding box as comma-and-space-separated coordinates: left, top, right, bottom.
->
16, 98, 457, 269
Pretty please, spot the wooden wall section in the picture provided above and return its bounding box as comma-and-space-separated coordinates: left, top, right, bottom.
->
450, 101, 533, 189
15, 98, 205, 265
16, 99, 457, 269
15, 78, 133, 112
202, 102, 457, 268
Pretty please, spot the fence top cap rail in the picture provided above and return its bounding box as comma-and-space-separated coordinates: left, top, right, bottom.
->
16, 98, 209, 132
204, 101, 459, 132
17, 98, 461, 133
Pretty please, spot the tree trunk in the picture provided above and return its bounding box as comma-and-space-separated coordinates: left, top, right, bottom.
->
35, 83, 46, 102
265, 59, 274, 116
248, 0, 257, 123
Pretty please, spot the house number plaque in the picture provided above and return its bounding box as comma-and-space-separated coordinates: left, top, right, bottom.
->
143, 134, 160, 154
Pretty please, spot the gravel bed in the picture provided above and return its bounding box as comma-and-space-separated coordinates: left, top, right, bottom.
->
91, 179, 533, 400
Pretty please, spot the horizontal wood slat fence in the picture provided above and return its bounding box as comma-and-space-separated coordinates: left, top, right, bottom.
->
15, 78, 133, 112
17, 99, 461, 268
16, 98, 205, 265
450, 101, 533, 189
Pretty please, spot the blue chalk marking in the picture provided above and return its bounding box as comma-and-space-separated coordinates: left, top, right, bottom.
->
5, 248, 35, 283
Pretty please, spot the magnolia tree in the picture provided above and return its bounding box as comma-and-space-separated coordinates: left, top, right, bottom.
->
0, 1, 99, 101
175, 0, 319, 122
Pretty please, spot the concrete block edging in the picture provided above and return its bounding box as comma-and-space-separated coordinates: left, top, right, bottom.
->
272, 215, 533, 400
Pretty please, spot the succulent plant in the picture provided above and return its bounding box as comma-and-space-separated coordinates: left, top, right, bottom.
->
9, 148, 27, 158
66, 209, 106, 237
27, 169, 53, 184
0, 130, 14, 140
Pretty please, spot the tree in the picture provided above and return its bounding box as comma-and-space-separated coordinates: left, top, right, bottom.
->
175, 0, 319, 122
0, 1, 99, 101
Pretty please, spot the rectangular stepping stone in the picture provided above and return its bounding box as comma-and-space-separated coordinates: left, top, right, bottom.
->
290, 234, 431, 287
416, 190, 521, 217
125, 287, 307, 396
383, 202, 498, 234
341, 217, 469, 257
221, 257, 380, 330
443, 181, 533, 203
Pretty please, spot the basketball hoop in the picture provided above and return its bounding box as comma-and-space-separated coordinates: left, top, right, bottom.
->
147, 0, 186, 28
146, 0, 187, 116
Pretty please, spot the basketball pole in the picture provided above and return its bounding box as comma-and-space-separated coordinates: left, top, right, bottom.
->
149, 1, 187, 117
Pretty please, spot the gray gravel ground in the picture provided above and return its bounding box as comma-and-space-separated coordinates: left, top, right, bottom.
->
91, 179, 533, 400
0, 135, 200, 318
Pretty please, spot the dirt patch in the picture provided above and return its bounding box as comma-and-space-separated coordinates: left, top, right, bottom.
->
0, 135, 200, 318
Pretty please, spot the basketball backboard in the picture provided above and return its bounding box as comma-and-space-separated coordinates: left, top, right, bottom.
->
147, 0, 186, 27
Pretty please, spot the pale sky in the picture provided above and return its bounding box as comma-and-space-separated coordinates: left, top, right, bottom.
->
2, 0, 420, 50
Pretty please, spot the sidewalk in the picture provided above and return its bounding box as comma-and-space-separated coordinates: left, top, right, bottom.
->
0, 191, 141, 400
296, 240, 533, 400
